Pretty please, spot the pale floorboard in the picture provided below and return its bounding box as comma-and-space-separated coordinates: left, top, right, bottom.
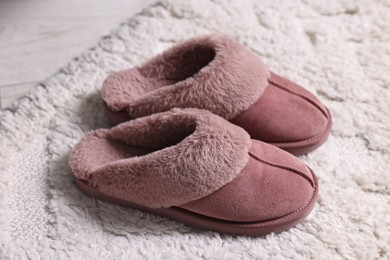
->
0, 0, 155, 109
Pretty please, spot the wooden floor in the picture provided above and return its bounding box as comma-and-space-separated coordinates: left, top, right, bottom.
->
0, 0, 155, 109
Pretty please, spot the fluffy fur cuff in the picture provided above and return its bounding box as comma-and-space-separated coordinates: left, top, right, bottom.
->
102, 35, 270, 120
70, 108, 252, 208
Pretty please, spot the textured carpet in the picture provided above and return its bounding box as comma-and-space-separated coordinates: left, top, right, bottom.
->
1, 0, 389, 258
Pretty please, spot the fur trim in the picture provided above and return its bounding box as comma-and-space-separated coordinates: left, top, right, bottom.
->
69, 108, 251, 208
102, 35, 270, 120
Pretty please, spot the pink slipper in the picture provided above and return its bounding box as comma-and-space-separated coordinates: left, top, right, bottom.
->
69, 108, 318, 236
101, 35, 332, 155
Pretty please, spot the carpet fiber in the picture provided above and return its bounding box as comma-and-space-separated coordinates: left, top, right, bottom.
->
1, 0, 389, 258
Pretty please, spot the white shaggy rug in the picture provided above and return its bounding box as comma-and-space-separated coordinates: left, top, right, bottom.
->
1, 0, 389, 258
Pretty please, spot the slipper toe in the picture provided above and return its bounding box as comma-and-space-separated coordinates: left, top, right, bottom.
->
180, 140, 316, 223
231, 73, 332, 155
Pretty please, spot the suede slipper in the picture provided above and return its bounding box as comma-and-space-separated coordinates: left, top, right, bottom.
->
101, 35, 332, 155
69, 108, 318, 236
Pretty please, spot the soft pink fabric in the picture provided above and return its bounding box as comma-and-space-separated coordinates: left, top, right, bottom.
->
101, 35, 332, 154
101, 34, 270, 119
181, 141, 315, 222
70, 108, 318, 224
69, 108, 251, 208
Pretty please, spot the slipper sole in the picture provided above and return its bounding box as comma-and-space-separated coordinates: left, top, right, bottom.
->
73, 170, 318, 236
